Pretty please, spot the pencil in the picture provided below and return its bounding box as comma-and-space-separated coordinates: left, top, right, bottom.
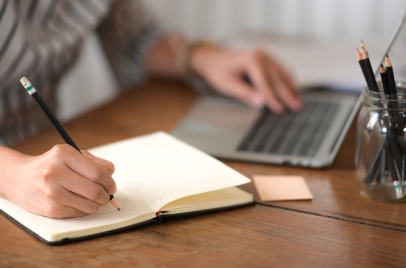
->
360, 40, 368, 57
357, 46, 377, 93
385, 55, 397, 95
379, 64, 391, 95
356, 48, 369, 88
20, 77, 120, 212
361, 44, 379, 92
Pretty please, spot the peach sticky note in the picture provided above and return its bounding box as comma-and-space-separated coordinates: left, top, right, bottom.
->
252, 175, 313, 201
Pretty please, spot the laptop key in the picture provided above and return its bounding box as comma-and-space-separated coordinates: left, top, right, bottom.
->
237, 100, 339, 157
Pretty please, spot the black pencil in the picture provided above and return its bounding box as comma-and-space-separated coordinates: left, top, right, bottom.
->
379, 64, 391, 95
20, 77, 120, 211
361, 44, 379, 92
385, 55, 397, 95
356, 48, 370, 89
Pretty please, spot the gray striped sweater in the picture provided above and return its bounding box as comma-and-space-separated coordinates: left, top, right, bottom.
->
0, 0, 160, 146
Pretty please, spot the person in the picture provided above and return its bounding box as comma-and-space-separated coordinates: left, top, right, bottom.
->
0, 0, 302, 218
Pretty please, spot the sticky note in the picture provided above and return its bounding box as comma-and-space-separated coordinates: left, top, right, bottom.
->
252, 175, 313, 201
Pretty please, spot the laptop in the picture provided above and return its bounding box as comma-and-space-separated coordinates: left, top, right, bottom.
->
172, 15, 406, 168
172, 88, 359, 168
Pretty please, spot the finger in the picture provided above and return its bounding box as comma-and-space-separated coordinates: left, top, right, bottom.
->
82, 150, 115, 176
53, 164, 111, 206
57, 187, 102, 215
53, 145, 117, 194
267, 64, 303, 111
57, 207, 88, 219
247, 60, 285, 113
268, 62, 303, 111
35, 192, 90, 219
279, 66, 298, 94
50, 206, 88, 219
222, 77, 264, 107
44, 201, 89, 219
17, 188, 87, 219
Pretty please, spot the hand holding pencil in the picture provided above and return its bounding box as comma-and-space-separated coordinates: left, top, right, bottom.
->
1, 144, 118, 218
10, 77, 120, 218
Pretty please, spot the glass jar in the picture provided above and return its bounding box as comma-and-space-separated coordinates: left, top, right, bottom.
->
355, 82, 406, 202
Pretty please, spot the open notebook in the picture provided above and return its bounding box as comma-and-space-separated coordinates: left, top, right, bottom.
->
0, 132, 253, 245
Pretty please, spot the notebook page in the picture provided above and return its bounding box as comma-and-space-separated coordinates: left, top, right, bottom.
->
160, 187, 253, 214
89, 132, 251, 212
0, 190, 155, 242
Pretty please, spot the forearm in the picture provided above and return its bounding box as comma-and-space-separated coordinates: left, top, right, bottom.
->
144, 35, 185, 79
144, 35, 223, 80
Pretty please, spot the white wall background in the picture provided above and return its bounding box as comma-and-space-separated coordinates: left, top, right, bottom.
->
57, 0, 406, 121
144, 0, 406, 41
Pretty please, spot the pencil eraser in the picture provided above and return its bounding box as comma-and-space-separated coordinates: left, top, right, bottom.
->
20, 77, 29, 85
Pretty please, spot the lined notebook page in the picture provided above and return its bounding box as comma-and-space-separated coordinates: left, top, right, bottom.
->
89, 132, 251, 212
0, 189, 154, 242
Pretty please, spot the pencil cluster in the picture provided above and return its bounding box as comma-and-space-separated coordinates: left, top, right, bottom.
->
355, 41, 405, 199
356, 41, 397, 94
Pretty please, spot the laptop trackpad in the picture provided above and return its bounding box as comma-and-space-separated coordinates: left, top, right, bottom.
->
172, 97, 259, 153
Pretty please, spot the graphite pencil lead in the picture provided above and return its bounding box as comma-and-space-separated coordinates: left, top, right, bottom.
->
109, 196, 120, 211
380, 65, 386, 73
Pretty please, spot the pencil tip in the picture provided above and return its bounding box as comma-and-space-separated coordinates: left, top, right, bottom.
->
117, 208, 121, 211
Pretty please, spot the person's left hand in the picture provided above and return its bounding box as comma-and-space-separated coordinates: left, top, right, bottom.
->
190, 44, 303, 113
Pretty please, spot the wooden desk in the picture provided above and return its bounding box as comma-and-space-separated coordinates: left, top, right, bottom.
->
3, 80, 406, 267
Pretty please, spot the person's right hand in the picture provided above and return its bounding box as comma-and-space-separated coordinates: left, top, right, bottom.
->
190, 44, 303, 113
2, 144, 116, 219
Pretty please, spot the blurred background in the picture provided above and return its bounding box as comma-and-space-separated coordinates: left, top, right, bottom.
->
144, 0, 406, 41
57, 0, 406, 122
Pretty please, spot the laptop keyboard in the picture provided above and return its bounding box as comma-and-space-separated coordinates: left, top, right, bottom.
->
237, 99, 339, 157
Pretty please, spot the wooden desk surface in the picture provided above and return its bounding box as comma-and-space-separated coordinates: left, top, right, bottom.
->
4, 80, 406, 267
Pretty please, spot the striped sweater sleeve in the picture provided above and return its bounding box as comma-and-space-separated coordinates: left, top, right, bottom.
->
0, 0, 112, 146
97, 0, 162, 90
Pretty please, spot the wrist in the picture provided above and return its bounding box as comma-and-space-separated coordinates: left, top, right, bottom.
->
189, 41, 221, 78
0, 147, 27, 200
175, 40, 221, 95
